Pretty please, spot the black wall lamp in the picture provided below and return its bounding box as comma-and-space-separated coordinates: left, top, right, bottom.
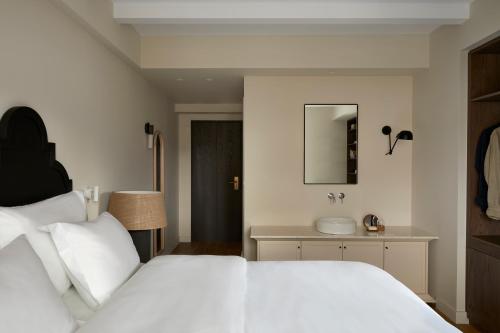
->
382, 126, 413, 155
145, 122, 155, 149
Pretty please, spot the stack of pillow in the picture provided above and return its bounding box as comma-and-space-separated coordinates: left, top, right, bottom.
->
0, 191, 141, 333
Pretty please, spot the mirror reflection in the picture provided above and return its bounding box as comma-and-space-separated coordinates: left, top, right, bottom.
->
304, 104, 358, 184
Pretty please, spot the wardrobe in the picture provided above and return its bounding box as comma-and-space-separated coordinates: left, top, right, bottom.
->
467, 35, 500, 332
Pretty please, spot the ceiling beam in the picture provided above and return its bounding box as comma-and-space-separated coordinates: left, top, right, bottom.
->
113, 1, 470, 25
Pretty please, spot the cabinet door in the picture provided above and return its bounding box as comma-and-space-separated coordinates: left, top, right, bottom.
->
301, 241, 343, 260
384, 242, 426, 294
258, 241, 300, 261
342, 241, 383, 268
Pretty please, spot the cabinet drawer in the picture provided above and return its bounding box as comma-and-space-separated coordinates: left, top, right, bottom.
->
258, 241, 301, 261
342, 241, 384, 268
384, 242, 426, 294
301, 241, 343, 260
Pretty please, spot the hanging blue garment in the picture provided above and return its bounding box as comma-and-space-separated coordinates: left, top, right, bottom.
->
475, 123, 500, 212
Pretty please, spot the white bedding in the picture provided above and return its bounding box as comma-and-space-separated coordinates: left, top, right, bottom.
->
78, 256, 459, 333
245, 261, 458, 333
62, 287, 95, 326
78, 255, 246, 333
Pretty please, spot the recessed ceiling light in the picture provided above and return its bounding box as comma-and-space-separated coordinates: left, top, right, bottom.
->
205, 78, 214, 82
176, 78, 184, 81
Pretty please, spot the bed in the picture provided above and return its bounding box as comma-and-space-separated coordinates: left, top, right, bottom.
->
77, 255, 458, 333
0, 107, 459, 333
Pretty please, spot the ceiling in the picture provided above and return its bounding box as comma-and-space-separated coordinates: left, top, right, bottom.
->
143, 69, 245, 104
113, 0, 472, 103
113, 0, 471, 36
143, 68, 419, 103
135, 24, 441, 36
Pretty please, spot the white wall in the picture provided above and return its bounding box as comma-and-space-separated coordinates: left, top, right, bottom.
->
244, 76, 413, 259
0, 0, 179, 252
412, 0, 500, 323
413, 26, 461, 320
50, 0, 141, 65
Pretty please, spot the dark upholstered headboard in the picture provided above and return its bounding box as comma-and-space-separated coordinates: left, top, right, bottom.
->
0, 106, 72, 206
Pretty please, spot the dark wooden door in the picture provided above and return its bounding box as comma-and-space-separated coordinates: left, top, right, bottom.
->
191, 121, 242, 242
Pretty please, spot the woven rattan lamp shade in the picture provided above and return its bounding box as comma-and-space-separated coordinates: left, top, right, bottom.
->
108, 191, 167, 230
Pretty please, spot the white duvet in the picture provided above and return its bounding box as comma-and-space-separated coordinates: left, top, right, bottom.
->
78, 256, 459, 333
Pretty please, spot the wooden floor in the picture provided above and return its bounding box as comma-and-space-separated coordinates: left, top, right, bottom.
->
435, 309, 481, 333
457, 325, 481, 333
172, 243, 481, 332
171, 242, 242, 256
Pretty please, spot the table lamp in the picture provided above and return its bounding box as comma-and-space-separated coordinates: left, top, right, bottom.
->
108, 191, 167, 262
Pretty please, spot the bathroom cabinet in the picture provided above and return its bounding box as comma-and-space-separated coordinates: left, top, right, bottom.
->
301, 241, 343, 260
384, 241, 427, 294
342, 241, 384, 268
251, 226, 437, 302
258, 240, 301, 261
261, 240, 384, 268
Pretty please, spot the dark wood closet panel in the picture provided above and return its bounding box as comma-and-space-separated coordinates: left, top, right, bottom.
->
467, 35, 500, 333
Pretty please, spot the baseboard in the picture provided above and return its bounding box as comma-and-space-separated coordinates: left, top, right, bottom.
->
179, 234, 191, 242
437, 299, 469, 324
163, 240, 178, 254
436, 300, 455, 322
455, 311, 469, 325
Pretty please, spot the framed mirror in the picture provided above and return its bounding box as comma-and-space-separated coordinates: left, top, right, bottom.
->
304, 104, 358, 184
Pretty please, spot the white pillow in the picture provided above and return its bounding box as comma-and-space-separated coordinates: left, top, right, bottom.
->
0, 235, 77, 333
0, 191, 87, 294
44, 212, 140, 309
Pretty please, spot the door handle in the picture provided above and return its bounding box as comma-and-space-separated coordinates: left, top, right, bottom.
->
228, 176, 239, 191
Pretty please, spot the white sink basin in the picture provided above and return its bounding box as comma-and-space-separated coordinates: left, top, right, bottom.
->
316, 217, 356, 235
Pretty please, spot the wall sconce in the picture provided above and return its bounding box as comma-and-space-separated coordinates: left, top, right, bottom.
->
382, 126, 413, 155
83, 186, 99, 203
145, 122, 154, 149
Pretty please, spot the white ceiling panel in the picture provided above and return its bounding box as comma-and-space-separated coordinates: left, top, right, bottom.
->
113, 0, 471, 35
143, 68, 419, 103
134, 23, 440, 36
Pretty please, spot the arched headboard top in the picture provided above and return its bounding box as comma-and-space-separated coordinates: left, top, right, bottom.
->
0, 106, 72, 207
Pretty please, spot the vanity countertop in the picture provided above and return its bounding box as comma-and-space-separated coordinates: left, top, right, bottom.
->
250, 225, 438, 241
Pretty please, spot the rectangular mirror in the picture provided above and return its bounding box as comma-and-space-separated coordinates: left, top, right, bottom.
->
304, 104, 358, 184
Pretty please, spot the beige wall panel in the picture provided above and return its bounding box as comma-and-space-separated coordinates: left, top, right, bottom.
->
142, 35, 429, 69
244, 76, 413, 260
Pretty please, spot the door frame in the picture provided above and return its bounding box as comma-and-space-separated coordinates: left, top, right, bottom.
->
152, 131, 166, 253
178, 113, 243, 242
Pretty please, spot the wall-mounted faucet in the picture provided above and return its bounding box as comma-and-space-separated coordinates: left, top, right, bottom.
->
327, 192, 346, 204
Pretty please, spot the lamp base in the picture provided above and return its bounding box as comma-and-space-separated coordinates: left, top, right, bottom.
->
129, 229, 165, 263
